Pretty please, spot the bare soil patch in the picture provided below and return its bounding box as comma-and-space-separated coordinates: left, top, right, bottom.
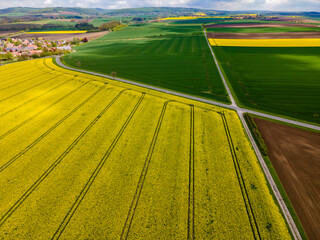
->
0, 30, 20, 37
254, 117, 320, 240
207, 31, 320, 39
207, 23, 319, 28
278, 18, 320, 24
16, 31, 108, 41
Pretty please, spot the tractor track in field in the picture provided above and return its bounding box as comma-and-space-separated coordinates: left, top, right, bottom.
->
0, 78, 87, 141
221, 112, 261, 240
52, 93, 145, 240
0, 89, 128, 228
0, 69, 46, 85
0, 78, 75, 117
0, 73, 64, 103
1, 59, 57, 81
0, 86, 105, 173
188, 105, 195, 240
120, 100, 170, 240
0, 71, 52, 91
0, 66, 43, 83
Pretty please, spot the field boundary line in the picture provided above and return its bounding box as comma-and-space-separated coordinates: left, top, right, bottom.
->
0, 89, 128, 228
0, 86, 105, 173
221, 112, 261, 240
0, 78, 75, 117
0, 73, 64, 103
120, 100, 171, 240
188, 105, 195, 240
203, 28, 236, 106
52, 93, 145, 240
0, 79, 88, 141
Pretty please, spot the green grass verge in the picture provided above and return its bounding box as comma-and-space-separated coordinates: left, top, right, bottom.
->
244, 114, 268, 155
244, 113, 308, 240
62, 23, 230, 103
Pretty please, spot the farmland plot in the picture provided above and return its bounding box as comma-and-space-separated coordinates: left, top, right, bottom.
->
0, 59, 291, 239
63, 23, 229, 103
212, 46, 320, 124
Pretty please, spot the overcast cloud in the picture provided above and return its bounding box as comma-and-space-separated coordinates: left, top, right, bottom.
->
0, 0, 319, 11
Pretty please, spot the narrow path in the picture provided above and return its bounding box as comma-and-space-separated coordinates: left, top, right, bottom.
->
203, 28, 302, 240
203, 29, 236, 107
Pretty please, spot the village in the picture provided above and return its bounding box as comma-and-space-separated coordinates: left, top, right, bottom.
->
0, 37, 84, 62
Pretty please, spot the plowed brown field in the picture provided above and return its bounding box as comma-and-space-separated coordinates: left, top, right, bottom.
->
207, 23, 320, 28
254, 118, 320, 240
16, 31, 108, 41
207, 31, 320, 39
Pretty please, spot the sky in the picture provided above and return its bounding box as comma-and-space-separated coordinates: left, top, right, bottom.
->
0, 0, 319, 11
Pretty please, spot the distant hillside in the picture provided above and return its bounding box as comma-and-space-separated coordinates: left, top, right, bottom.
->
107, 7, 218, 15
0, 7, 319, 18
0, 7, 112, 16
0, 7, 222, 17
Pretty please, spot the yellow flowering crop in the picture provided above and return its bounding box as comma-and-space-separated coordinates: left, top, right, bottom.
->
158, 16, 233, 20
0, 58, 292, 239
209, 38, 320, 47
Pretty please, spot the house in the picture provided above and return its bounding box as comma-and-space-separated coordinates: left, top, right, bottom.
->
57, 46, 72, 51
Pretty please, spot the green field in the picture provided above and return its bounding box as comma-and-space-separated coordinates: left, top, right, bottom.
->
213, 46, 320, 124
207, 26, 320, 33
63, 23, 229, 103
216, 20, 300, 24
169, 18, 227, 25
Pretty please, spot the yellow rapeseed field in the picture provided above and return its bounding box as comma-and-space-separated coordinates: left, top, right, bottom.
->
158, 16, 232, 20
209, 38, 320, 47
0, 58, 292, 239
25, 31, 87, 34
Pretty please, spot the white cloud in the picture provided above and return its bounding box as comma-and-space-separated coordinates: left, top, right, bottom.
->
44, 0, 53, 5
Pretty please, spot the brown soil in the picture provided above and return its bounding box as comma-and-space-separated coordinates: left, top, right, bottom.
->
0, 30, 20, 37
278, 18, 320, 24
15, 31, 108, 41
207, 31, 320, 39
254, 118, 320, 240
207, 23, 320, 28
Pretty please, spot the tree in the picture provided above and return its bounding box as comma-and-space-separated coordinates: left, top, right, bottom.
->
98, 21, 121, 31
75, 22, 95, 30
14, 41, 21, 46
111, 71, 117, 79
71, 38, 80, 45
5, 52, 13, 60
132, 17, 144, 22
